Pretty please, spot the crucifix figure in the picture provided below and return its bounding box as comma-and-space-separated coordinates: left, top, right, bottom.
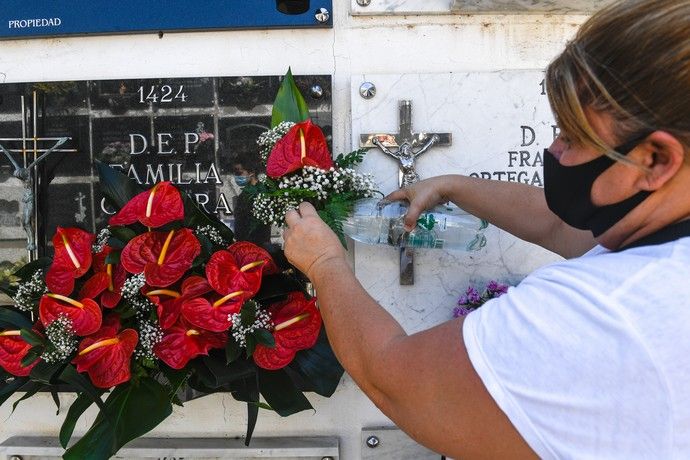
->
0, 137, 69, 251
360, 99, 452, 285
361, 100, 452, 189
373, 134, 440, 187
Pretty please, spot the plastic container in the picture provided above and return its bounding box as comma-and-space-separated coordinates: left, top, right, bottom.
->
343, 198, 488, 250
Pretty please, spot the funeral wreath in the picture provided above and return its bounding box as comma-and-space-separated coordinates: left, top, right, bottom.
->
0, 70, 344, 460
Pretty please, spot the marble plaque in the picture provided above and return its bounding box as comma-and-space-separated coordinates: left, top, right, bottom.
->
351, 71, 562, 332
0, 435, 339, 459
0, 75, 331, 271
351, 0, 613, 15
361, 427, 438, 459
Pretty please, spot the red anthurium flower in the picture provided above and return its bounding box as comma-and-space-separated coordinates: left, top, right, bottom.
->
253, 292, 322, 370
39, 293, 102, 336
46, 227, 95, 296
120, 228, 200, 287
72, 321, 138, 389
145, 276, 212, 330
227, 241, 280, 275
79, 246, 126, 309
266, 119, 334, 178
180, 291, 244, 333
0, 330, 40, 377
205, 241, 272, 301
153, 318, 226, 369
109, 181, 184, 228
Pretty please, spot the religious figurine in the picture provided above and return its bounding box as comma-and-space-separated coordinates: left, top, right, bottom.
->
372, 134, 440, 187
0, 137, 69, 251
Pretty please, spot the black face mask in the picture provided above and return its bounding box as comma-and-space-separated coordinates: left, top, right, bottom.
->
543, 136, 651, 237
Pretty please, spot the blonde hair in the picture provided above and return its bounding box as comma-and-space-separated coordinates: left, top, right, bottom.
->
546, 0, 690, 159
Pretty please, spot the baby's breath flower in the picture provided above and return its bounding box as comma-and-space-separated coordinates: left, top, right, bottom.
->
41, 314, 77, 363
257, 121, 295, 164
195, 225, 228, 247
134, 319, 163, 361
122, 274, 146, 299
229, 308, 273, 348
92, 228, 111, 253
14, 269, 47, 312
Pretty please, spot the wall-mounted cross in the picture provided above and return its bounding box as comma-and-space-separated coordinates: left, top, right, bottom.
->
360, 100, 452, 285
0, 92, 76, 259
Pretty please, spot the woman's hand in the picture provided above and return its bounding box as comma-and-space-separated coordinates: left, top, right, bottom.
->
384, 175, 454, 231
283, 202, 347, 279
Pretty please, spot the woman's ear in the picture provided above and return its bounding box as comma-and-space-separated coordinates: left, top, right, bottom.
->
635, 131, 686, 191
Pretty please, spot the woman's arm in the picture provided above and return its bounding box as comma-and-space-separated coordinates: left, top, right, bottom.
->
283, 203, 537, 459
386, 174, 596, 259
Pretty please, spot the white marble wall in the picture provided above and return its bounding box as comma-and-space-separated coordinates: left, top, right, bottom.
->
0, 1, 586, 458
351, 71, 561, 333
351, 0, 614, 15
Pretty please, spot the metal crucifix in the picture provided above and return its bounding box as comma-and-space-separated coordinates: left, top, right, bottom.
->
0, 92, 76, 258
360, 100, 452, 285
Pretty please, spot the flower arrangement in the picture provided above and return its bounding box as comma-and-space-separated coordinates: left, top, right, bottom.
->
0, 72, 344, 460
245, 69, 377, 245
453, 280, 510, 317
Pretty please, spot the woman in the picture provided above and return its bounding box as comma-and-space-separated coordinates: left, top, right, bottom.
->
284, 0, 690, 457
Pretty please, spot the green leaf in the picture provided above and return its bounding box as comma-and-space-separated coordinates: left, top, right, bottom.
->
51, 390, 61, 415
253, 329, 275, 348
11, 381, 44, 414
181, 190, 234, 244
95, 160, 145, 211
0, 376, 28, 407
30, 359, 68, 385
104, 250, 121, 265
287, 328, 344, 397
271, 68, 310, 128
159, 365, 189, 401
0, 307, 33, 330
12, 257, 51, 282
20, 328, 45, 346
63, 378, 173, 460
245, 335, 257, 358
240, 300, 257, 326
20, 346, 42, 367
257, 368, 313, 417
225, 336, 242, 364
200, 354, 257, 387
109, 226, 136, 244
59, 365, 106, 410
60, 392, 100, 448
334, 148, 368, 168
254, 273, 304, 304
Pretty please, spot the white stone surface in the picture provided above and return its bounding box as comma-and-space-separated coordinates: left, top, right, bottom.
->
352, 71, 561, 333
351, 0, 613, 15
0, 2, 588, 458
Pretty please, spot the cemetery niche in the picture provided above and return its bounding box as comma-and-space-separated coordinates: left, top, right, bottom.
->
0, 75, 332, 288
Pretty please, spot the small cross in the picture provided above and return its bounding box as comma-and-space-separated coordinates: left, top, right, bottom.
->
359, 100, 452, 285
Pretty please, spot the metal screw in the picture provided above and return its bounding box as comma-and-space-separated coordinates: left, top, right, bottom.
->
314, 8, 330, 23
310, 84, 324, 99
366, 435, 380, 448
322, 457, 335, 460
359, 82, 376, 99
357, 0, 372, 6
10, 456, 23, 460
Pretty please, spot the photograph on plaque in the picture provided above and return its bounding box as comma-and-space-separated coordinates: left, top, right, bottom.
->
0, 74, 332, 289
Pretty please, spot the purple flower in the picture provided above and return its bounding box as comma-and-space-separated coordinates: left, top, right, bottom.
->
453, 305, 473, 317
454, 280, 512, 317
466, 286, 481, 304
486, 280, 509, 296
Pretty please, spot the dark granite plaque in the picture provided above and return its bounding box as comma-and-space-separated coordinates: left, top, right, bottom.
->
0, 75, 332, 275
